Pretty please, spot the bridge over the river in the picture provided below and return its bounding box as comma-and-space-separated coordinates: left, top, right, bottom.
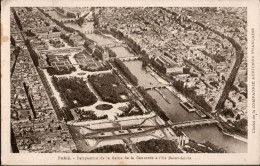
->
171, 119, 219, 128
118, 56, 140, 61
100, 43, 126, 48
143, 83, 172, 90
59, 18, 77, 23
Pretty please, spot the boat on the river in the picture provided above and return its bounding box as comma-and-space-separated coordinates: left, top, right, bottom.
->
180, 101, 196, 112
196, 110, 207, 118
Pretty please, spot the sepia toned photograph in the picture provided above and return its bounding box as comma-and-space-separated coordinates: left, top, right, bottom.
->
2, 0, 259, 165
9, 6, 248, 153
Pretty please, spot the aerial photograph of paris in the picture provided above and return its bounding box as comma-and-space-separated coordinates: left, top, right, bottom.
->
10, 7, 247, 153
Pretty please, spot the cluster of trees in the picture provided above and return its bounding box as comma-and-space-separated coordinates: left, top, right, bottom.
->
171, 128, 183, 137
25, 40, 39, 67
136, 139, 181, 153
137, 87, 169, 121
60, 33, 76, 46
52, 26, 60, 33
105, 47, 117, 58
222, 108, 235, 118
80, 64, 109, 72
53, 77, 97, 108
75, 109, 108, 121
76, 17, 85, 27
184, 140, 225, 153
25, 7, 32, 11
25, 30, 36, 37
118, 102, 143, 117
209, 80, 219, 87
233, 118, 247, 129
213, 54, 226, 63
66, 11, 76, 18
172, 79, 212, 111
89, 74, 130, 103
90, 144, 127, 153
114, 59, 138, 86
222, 115, 248, 137
220, 120, 247, 137
60, 33, 70, 41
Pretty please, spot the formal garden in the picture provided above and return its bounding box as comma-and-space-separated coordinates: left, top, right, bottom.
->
53, 77, 97, 108
89, 73, 132, 103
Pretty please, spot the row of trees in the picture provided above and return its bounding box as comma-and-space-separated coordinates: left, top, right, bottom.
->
184, 140, 225, 153
90, 144, 127, 153
89, 74, 131, 103
11, 36, 16, 46
38, 69, 67, 121
11, 46, 21, 77
136, 139, 181, 153
47, 66, 76, 75
11, 9, 23, 31
80, 64, 109, 72
25, 40, 39, 67
137, 87, 169, 121
114, 59, 138, 86
53, 77, 97, 108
